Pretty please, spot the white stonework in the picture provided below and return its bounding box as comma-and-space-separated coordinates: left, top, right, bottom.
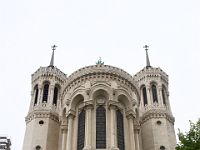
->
23, 64, 176, 150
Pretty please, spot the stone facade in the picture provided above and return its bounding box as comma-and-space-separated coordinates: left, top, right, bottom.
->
23, 63, 176, 150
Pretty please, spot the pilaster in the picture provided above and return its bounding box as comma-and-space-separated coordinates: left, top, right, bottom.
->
66, 112, 75, 150
126, 110, 136, 150
109, 104, 119, 150
83, 103, 93, 150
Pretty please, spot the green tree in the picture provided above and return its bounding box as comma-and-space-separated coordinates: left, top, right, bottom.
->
176, 119, 200, 150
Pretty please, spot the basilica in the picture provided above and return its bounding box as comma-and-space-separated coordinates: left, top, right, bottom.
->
23, 46, 176, 150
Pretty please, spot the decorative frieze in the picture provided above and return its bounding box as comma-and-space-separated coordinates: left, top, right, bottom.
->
25, 110, 59, 124
140, 109, 175, 124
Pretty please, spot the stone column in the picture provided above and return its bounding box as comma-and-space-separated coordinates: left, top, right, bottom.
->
109, 105, 119, 150
158, 85, 163, 106
48, 84, 54, 106
38, 84, 43, 105
127, 114, 136, 150
61, 126, 67, 150
146, 85, 152, 105
66, 113, 75, 150
134, 127, 140, 150
83, 104, 93, 150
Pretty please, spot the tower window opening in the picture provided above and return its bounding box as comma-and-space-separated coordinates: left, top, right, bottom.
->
142, 86, 148, 106
77, 110, 85, 150
152, 84, 158, 103
53, 86, 58, 106
42, 83, 49, 103
160, 145, 166, 150
34, 85, 39, 105
35, 145, 41, 150
39, 120, 44, 125
96, 106, 106, 148
116, 110, 125, 150
162, 87, 166, 105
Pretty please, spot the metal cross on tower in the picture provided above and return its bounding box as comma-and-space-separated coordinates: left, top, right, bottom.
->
143, 45, 151, 67
49, 45, 57, 67
52, 45, 57, 51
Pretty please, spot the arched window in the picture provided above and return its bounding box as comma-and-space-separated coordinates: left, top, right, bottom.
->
142, 86, 148, 106
53, 86, 58, 106
96, 106, 106, 148
77, 110, 85, 150
34, 85, 39, 105
162, 86, 166, 105
152, 84, 158, 103
42, 83, 49, 103
116, 110, 125, 150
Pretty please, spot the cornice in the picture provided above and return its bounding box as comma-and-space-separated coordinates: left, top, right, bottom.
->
140, 109, 175, 124
25, 110, 59, 124
32, 67, 67, 83
134, 67, 168, 83
61, 65, 140, 100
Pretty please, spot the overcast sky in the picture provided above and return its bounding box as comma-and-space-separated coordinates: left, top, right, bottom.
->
0, 0, 200, 149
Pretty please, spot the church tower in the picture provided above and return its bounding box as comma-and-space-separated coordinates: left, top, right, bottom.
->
23, 46, 176, 150
134, 45, 176, 150
23, 46, 67, 150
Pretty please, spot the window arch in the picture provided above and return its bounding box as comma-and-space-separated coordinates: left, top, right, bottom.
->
42, 82, 49, 103
34, 85, 39, 105
77, 109, 85, 150
162, 86, 166, 105
116, 110, 125, 150
96, 106, 106, 148
142, 86, 148, 106
53, 86, 59, 106
152, 84, 158, 103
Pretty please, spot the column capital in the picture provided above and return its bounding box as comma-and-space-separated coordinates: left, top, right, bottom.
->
66, 109, 76, 119
126, 109, 136, 119
50, 84, 55, 89
108, 100, 119, 110
84, 104, 94, 110
134, 120, 141, 133
61, 125, 68, 133
84, 100, 94, 110
109, 104, 118, 110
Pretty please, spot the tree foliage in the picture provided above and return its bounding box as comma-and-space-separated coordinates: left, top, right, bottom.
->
176, 119, 200, 150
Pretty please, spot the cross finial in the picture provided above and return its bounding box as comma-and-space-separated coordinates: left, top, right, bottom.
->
144, 45, 149, 51
143, 45, 151, 68
52, 45, 57, 51
49, 45, 57, 67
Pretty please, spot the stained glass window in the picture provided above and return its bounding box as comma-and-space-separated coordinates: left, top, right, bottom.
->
77, 110, 85, 150
116, 110, 125, 150
142, 87, 148, 106
34, 85, 38, 105
152, 85, 158, 103
162, 88, 166, 105
96, 106, 106, 148
42, 83, 49, 103
53, 87, 58, 106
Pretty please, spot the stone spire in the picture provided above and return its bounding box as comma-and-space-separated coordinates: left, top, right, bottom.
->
144, 45, 151, 68
49, 45, 57, 67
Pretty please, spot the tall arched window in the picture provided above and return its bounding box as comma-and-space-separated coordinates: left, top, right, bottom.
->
42, 83, 49, 103
116, 110, 125, 150
152, 84, 158, 103
53, 86, 58, 106
162, 86, 166, 105
34, 85, 39, 105
77, 110, 85, 150
142, 86, 148, 106
96, 106, 106, 148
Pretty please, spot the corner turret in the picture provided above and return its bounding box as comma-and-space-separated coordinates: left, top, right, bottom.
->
23, 46, 67, 150
132, 46, 176, 150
